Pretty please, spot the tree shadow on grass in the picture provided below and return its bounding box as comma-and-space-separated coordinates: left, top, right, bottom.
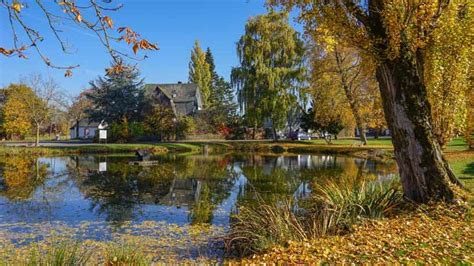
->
463, 162, 474, 176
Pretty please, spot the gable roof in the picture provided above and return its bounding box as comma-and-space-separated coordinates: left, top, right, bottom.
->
144, 83, 199, 103
70, 119, 100, 129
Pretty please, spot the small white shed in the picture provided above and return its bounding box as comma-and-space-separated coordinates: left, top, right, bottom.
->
70, 119, 106, 139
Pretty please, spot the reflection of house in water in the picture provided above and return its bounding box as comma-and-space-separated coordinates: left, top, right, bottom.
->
67, 156, 104, 173
160, 179, 201, 206
274, 155, 337, 170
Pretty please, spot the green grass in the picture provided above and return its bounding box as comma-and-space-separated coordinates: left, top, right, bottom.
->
308, 137, 469, 151
27, 241, 92, 265
309, 137, 393, 147
448, 154, 474, 191
0, 143, 206, 156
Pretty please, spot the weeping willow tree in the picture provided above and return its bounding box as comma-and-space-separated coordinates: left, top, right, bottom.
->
231, 11, 306, 140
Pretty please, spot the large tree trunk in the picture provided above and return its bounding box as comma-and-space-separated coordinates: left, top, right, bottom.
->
76, 120, 80, 139
375, 52, 460, 203
342, 86, 368, 146
35, 124, 40, 147
355, 118, 368, 145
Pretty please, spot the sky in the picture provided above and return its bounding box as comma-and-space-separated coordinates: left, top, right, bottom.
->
0, 0, 300, 96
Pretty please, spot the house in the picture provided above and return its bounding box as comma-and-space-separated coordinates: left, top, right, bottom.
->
144, 83, 203, 116
70, 119, 106, 139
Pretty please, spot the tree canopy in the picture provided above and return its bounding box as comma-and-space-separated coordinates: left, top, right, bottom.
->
86, 64, 145, 123
232, 11, 306, 138
189, 41, 212, 106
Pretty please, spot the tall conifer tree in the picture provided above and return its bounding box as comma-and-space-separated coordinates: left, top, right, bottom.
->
189, 41, 212, 106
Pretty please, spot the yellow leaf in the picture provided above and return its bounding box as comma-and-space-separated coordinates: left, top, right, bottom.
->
12, 2, 22, 12
75, 14, 82, 23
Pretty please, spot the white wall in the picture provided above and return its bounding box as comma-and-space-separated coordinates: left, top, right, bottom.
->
70, 127, 97, 139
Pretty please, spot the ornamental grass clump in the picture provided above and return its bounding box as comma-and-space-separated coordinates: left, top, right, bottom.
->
226, 177, 403, 255
312, 177, 403, 223
27, 241, 92, 265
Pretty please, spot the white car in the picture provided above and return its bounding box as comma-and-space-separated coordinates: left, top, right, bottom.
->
297, 132, 311, 141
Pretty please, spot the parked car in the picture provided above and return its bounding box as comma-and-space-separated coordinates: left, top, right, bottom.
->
289, 131, 312, 141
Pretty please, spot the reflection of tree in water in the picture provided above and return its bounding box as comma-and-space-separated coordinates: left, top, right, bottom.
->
69, 155, 237, 225
0, 156, 48, 200
235, 154, 397, 209
174, 155, 237, 224
70, 157, 175, 224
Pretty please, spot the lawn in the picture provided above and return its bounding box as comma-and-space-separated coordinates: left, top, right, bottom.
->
0, 142, 206, 156
446, 151, 474, 191
308, 137, 469, 151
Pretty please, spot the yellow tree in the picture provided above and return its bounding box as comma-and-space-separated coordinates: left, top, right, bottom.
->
271, 0, 472, 202
310, 46, 355, 141
465, 84, 474, 149
365, 87, 387, 138
189, 40, 212, 106
0, 84, 33, 139
425, 4, 473, 148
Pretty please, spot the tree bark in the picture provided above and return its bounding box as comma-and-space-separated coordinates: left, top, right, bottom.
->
76, 120, 80, 139
375, 52, 460, 203
272, 126, 278, 142
35, 123, 40, 147
355, 119, 368, 145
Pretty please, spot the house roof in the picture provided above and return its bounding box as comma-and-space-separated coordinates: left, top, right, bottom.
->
144, 83, 203, 116
144, 83, 199, 103
70, 119, 100, 129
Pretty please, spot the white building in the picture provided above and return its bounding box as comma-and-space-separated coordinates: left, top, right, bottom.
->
69, 119, 105, 139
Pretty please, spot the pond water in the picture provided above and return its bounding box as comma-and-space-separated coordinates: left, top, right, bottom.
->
0, 153, 397, 261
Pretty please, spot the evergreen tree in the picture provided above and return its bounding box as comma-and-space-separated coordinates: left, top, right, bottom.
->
205, 47, 219, 83
205, 47, 236, 108
189, 41, 212, 106
86, 64, 145, 123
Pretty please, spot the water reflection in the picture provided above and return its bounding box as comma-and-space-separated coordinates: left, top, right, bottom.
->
0, 153, 397, 230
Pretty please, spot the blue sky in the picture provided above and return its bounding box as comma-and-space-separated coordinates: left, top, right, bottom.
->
0, 0, 299, 96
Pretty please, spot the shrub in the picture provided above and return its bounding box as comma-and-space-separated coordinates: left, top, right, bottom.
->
129, 122, 145, 139
109, 118, 131, 143
175, 116, 196, 140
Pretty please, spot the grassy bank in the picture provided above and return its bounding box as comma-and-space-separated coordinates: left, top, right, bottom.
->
233, 202, 473, 264
0, 143, 207, 156
0, 137, 469, 157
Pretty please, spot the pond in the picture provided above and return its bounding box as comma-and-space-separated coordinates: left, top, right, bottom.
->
0, 153, 397, 261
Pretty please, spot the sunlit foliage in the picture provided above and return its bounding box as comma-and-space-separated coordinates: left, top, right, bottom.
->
189, 41, 212, 106
0, 84, 34, 139
232, 11, 306, 138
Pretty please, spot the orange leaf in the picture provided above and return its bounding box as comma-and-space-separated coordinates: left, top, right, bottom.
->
64, 69, 73, 77
103, 16, 113, 28
133, 43, 139, 54
75, 14, 82, 23
0, 48, 13, 56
